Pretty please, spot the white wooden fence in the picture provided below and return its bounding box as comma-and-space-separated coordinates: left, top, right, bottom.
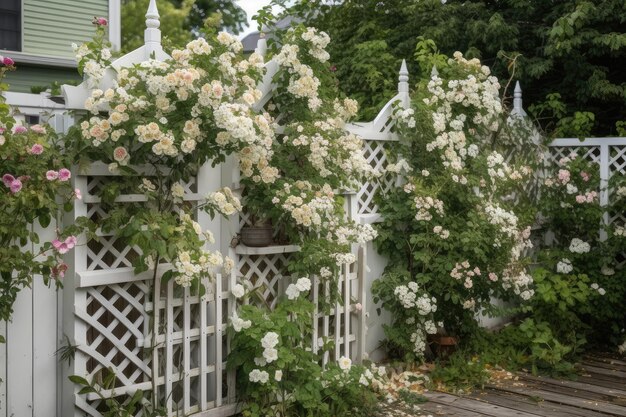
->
3, 2, 626, 416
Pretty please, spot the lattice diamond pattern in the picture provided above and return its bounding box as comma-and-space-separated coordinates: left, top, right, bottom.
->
87, 235, 142, 270
83, 282, 151, 388
237, 253, 292, 308
549, 146, 601, 165
610, 146, 626, 176
357, 140, 395, 215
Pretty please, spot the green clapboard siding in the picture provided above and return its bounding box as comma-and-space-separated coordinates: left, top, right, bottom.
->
4, 65, 82, 93
23, 0, 109, 58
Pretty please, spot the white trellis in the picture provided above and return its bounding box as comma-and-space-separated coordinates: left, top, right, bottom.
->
54, 2, 388, 416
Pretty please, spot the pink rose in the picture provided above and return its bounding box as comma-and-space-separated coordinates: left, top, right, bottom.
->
93, 17, 108, 26
575, 195, 586, 203
52, 263, 68, 279
557, 169, 570, 184
46, 170, 58, 180
113, 146, 128, 162
52, 236, 77, 254
488, 273, 498, 282
580, 171, 590, 182
58, 168, 71, 181
354, 303, 362, 311
65, 236, 77, 248
2, 173, 15, 187
9, 179, 22, 193
12, 125, 27, 134
2, 57, 14, 66
74, 188, 82, 200
586, 191, 597, 203
30, 124, 46, 134
29, 144, 44, 154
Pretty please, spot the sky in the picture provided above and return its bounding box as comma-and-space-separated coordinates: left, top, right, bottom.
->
236, 0, 277, 38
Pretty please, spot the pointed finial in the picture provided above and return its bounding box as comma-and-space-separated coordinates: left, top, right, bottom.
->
431, 65, 439, 77
512, 81, 527, 117
146, 0, 160, 29
144, 0, 162, 57
255, 37, 267, 58
398, 59, 409, 94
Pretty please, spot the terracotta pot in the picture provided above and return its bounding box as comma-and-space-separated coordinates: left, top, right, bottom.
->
429, 334, 459, 360
240, 225, 274, 247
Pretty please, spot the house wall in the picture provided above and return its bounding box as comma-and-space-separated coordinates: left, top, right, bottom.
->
3, 65, 81, 93
22, 0, 109, 58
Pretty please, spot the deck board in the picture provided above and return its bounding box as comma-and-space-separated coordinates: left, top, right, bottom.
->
413, 355, 626, 417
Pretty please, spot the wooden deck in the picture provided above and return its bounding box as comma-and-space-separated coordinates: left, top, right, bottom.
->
420, 354, 626, 416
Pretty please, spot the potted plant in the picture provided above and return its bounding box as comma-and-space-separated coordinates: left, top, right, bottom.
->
240, 213, 275, 247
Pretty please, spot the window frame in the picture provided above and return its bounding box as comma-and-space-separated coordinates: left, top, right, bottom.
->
0, 0, 23, 52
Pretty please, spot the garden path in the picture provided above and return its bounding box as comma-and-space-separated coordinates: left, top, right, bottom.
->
418, 353, 626, 417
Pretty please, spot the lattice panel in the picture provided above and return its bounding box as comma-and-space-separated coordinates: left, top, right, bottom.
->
75, 281, 152, 416
151, 277, 233, 415
87, 235, 142, 270
312, 254, 366, 366
358, 139, 396, 215
610, 146, 626, 176
548, 146, 601, 165
237, 253, 292, 309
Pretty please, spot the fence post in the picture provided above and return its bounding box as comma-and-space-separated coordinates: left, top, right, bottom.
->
600, 143, 610, 240
61, 171, 89, 417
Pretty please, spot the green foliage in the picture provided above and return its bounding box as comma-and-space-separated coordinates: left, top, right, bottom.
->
372, 50, 540, 343
284, 0, 626, 135
227, 283, 381, 417
428, 353, 490, 391
121, 0, 247, 53
70, 370, 165, 416
0, 65, 81, 324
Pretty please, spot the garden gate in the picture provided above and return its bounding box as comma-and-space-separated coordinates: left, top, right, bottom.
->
48, 2, 406, 416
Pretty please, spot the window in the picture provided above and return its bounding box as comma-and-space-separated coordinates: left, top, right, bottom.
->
0, 0, 21, 51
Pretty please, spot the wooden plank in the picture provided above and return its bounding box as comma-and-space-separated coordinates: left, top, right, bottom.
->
419, 400, 490, 416
0, 320, 6, 417
226, 270, 236, 404
577, 371, 626, 390
425, 392, 545, 417
470, 388, 610, 417
520, 373, 626, 399
586, 354, 626, 366
32, 277, 58, 417
357, 246, 366, 363
200, 278, 208, 409
322, 281, 330, 367
583, 358, 626, 373
515, 378, 626, 406
215, 274, 223, 408
580, 364, 626, 379
183, 286, 191, 414
151, 274, 161, 407
333, 276, 341, 362
312, 275, 319, 354
343, 266, 350, 358
7, 286, 33, 417
165, 280, 174, 413
488, 384, 626, 416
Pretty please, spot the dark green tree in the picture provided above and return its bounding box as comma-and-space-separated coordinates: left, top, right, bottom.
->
281, 0, 626, 136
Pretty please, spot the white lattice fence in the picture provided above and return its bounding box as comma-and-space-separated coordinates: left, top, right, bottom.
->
62, 163, 238, 417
